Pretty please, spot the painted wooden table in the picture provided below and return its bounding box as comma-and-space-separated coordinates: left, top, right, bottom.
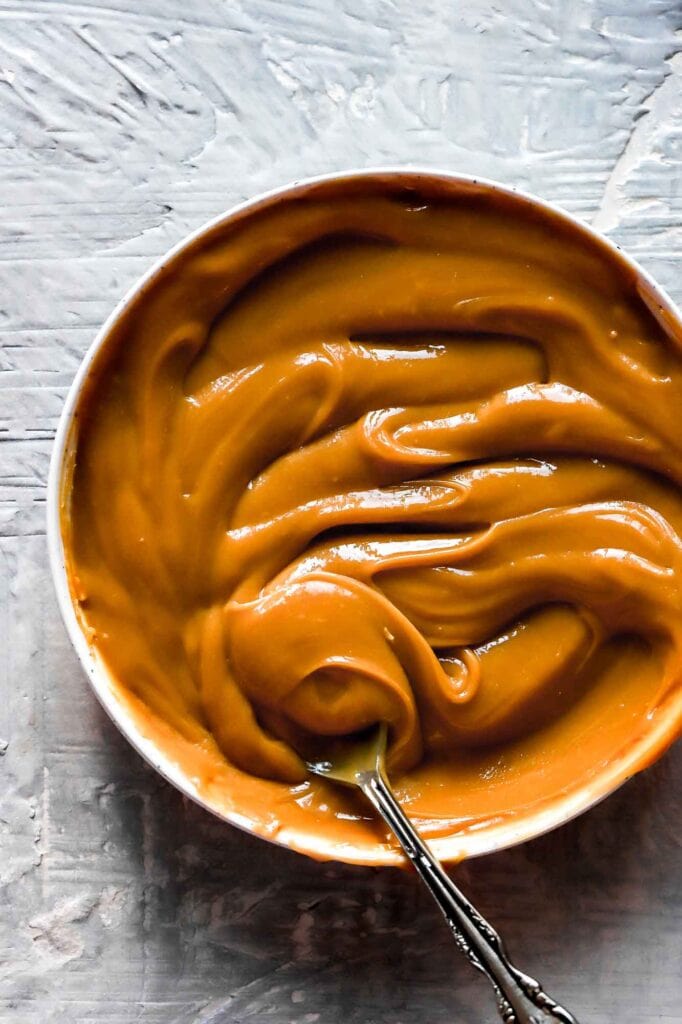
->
1, 1, 680, 1020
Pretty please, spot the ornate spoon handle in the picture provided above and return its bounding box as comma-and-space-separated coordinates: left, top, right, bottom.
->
360, 769, 579, 1024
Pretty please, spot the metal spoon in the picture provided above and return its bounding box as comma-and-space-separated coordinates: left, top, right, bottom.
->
306, 724, 579, 1024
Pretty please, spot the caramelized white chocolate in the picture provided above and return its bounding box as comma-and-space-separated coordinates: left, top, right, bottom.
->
66, 177, 682, 851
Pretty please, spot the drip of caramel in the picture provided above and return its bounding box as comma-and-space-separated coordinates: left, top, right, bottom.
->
65, 176, 682, 855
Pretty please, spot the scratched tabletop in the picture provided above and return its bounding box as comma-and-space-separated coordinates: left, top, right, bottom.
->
1, 1, 681, 1021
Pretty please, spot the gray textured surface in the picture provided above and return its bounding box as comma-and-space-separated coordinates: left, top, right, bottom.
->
1, 1, 681, 1021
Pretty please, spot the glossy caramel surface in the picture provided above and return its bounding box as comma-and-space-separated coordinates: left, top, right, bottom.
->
65, 176, 682, 856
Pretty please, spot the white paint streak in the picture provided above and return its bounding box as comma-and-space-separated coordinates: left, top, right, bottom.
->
97, 885, 129, 929
291, 910, 317, 964
28, 893, 96, 967
594, 51, 682, 231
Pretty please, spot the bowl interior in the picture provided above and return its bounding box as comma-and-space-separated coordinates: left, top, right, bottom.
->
48, 168, 682, 866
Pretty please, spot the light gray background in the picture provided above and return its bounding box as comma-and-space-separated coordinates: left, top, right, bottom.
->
1, 1, 681, 1021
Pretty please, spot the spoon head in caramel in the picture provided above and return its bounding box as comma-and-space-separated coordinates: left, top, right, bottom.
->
306, 723, 388, 788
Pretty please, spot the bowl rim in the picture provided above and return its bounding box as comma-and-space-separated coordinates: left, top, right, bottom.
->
47, 165, 682, 867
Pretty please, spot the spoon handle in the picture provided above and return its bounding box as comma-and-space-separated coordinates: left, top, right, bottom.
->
360, 769, 579, 1024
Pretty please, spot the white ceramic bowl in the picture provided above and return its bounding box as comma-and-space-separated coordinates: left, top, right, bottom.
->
47, 168, 682, 866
